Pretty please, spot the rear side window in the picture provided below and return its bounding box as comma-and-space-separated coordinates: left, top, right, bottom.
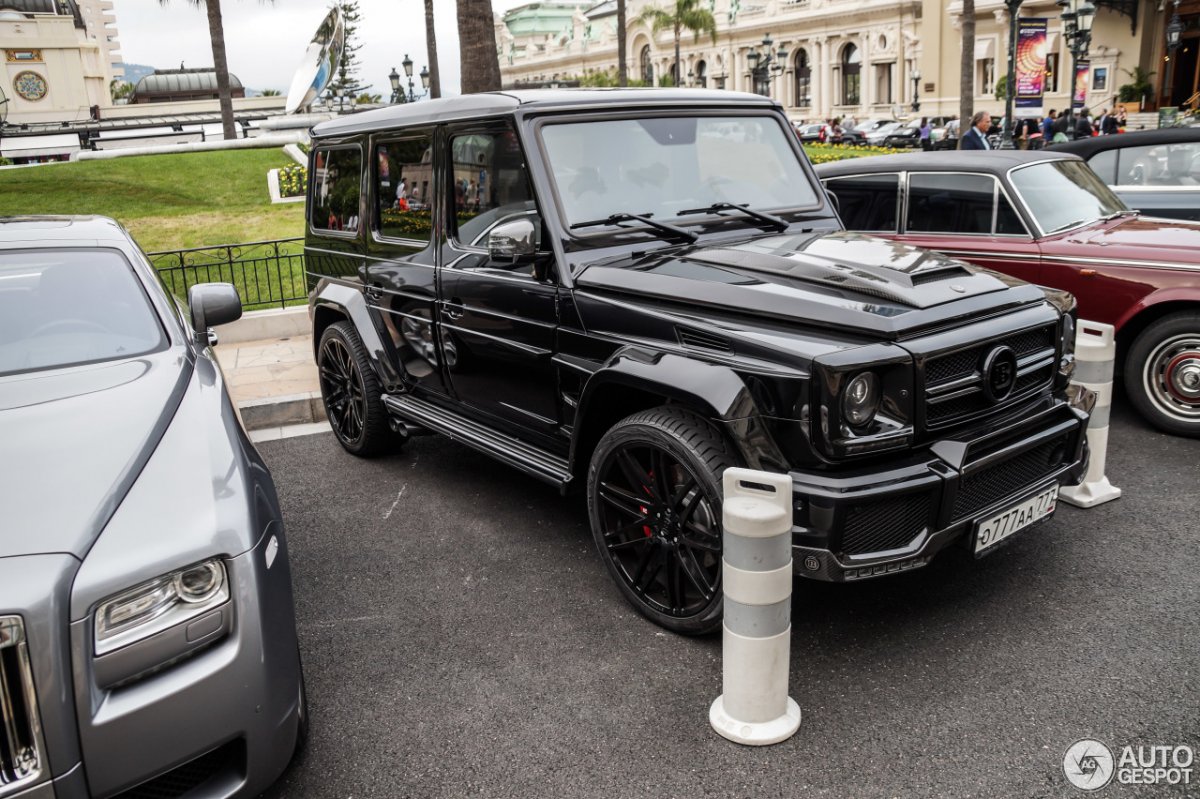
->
824, 174, 898, 232
907, 173, 994, 234
1114, 142, 1200, 186
376, 133, 434, 242
310, 147, 363, 234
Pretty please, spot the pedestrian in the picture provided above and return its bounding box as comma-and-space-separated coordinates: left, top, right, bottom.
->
1053, 111, 1072, 142
1096, 108, 1111, 135
919, 116, 932, 151
1103, 110, 1120, 135
960, 111, 992, 150
831, 116, 844, 145
1042, 109, 1057, 141
1116, 105, 1128, 131
1075, 109, 1094, 139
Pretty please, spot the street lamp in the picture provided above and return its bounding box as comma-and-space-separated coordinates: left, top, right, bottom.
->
746, 33, 787, 98
1165, 0, 1184, 110
911, 68, 921, 112
389, 67, 403, 104
1000, 0, 1022, 149
1058, 0, 1096, 137
398, 54, 428, 102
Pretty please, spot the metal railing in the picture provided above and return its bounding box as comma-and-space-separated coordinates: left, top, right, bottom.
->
147, 238, 306, 311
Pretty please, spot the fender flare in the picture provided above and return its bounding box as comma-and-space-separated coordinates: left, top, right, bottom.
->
570, 347, 789, 473
310, 280, 403, 391
1112, 287, 1200, 335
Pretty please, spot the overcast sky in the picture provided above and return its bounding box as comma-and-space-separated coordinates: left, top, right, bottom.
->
115, 0, 530, 96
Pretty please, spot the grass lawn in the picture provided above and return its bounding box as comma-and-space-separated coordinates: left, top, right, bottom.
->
0, 148, 304, 252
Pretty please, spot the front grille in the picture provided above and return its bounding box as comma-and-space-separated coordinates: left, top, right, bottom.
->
116, 740, 244, 799
841, 492, 933, 556
951, 434, 1071, 520
0, 617, 42, 798
923, 324, 1057, 429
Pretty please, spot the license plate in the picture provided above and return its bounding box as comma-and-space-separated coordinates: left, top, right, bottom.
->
973, 484, 1058, 555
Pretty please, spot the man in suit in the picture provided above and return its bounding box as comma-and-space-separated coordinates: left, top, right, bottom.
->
960, 111, 992, 150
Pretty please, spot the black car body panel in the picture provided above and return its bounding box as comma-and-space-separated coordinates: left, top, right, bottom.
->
305, 89, 1090, 586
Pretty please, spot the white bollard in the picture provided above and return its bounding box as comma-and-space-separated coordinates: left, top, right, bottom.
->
709, 468, 801, 746
1060, 320, 1122, 508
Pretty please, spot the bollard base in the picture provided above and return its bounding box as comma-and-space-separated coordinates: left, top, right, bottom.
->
1059, 477, 1122, 508
709, 695, 801, 746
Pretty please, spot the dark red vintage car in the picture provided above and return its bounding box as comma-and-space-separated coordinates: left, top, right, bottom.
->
817, 150, 1200, 437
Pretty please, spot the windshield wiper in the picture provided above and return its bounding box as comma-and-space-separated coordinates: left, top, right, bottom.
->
677, 202, 789, 232
570, 212, 698, 243
1049, 219, 1089, 234
1101, 210, 1138, 222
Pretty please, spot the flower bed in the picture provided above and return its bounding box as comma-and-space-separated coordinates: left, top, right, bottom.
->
278, 165, 307, 197
802, 144, 904, 164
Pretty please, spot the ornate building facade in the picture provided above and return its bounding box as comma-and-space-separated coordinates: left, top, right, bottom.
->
498, 0, 1179, 122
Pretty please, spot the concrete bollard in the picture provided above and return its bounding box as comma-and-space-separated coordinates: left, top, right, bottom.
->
709, 468, 801, 746
1060, 320, 1122, 508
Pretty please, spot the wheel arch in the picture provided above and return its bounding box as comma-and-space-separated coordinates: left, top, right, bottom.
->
568, 349, 788, 484
310, 280, 402, 391
1113, 293, 1200, 365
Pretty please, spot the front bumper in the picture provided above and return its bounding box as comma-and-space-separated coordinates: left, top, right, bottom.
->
790, 396, 1091, 582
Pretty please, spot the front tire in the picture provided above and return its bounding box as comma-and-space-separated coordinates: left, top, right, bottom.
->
317, 321, 399, 456
587, 407, 737, 635
1124, 312, 1200, 438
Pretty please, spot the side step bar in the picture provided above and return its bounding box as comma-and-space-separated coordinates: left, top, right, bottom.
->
382, 393, 572, 489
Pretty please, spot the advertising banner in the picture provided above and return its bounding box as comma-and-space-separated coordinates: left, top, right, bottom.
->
1016, 18, 1048, 108
1074, 60, 1090, 110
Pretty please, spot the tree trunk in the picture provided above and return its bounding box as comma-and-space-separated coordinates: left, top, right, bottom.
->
205, 0, 236, 140
457, 0, 501, 93
424, 0, 441, 98
674, 22, 681, 86
958, 0, 975, 149
617, 0, 627, 87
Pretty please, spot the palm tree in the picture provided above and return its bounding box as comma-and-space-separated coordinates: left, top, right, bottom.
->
958, 0, 975, 149
635, 0, 717, 87
158, 0, 237, 140
617, 0, 628, 87
424, 0, 441, 98
457, 0, 501, 93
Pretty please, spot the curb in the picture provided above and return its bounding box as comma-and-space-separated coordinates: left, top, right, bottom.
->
240, 391, 326, 431
219, 307, 310, 345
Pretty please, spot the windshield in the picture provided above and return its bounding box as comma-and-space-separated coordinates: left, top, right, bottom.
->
0, 249, 165, 376
1009, 160, 1128, 234
539, 115, 819, 233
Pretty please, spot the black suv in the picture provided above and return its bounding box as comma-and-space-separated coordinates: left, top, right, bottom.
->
304, 89, 1092, 634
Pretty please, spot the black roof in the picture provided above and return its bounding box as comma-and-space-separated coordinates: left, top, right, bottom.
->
1047, 126, 1200, 159
311, 88, 777, 138
814, 149, 1081, 179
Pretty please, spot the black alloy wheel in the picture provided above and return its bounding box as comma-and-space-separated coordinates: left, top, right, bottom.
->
588, 407, 736, 635
317, 321, 398, 456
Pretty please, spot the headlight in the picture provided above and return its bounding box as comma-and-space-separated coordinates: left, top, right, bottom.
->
842, 372, 880, 427
95, 559, 229, 655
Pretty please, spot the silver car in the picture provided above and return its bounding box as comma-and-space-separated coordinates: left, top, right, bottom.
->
0, 217, 305, 798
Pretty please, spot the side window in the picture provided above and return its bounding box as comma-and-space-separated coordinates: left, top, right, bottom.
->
824, 174, 898, 232
907, 173, 994, 235
310, 147, 363, 234
376, 134, 434, 242
1088, 150, 1118, 184
996, 191, 1028, 235
448, 127, 539, 251
1116, 142, 1200, 186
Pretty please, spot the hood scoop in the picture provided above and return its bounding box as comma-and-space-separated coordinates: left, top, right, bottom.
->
685, 231, 982, 309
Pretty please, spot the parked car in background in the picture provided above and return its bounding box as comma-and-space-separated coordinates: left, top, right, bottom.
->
818, 150, 1200, 437
0, 217, 306, 797
931, 119, 961, 150
865, 122, 902, 147
797, 122, 831, 143
881, 121, 922, 149
1050, 127, 1200, 221
306, 90, 1090, 636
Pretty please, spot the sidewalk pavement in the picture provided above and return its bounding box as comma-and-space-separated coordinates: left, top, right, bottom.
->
214, 333, 329, 439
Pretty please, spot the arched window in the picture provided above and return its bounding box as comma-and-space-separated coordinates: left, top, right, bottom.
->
640, 45, 653, 85
841, 43, 861, 105
695, 59, 707, 88
794, 49, 811, 107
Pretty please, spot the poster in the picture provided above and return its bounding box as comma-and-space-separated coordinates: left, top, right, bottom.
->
1016, 18, 1048, 108
1073, 60, 1090, 110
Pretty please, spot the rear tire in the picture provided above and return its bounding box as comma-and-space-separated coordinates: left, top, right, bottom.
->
587, 407, 738, 635
317, 321, 399, 456
1123, 312, 1200, 438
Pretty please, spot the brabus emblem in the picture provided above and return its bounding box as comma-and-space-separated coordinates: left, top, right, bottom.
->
982, 345, 1018, 403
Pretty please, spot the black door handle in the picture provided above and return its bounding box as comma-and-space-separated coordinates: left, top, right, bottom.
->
365, 285, 384, 302
443, 300, 465, 321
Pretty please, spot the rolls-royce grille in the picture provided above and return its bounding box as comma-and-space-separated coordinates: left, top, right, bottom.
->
951, 434, 1071, 521
841, 493, 933, 556
0, 617, 41, 798
924, 324, 1057, 428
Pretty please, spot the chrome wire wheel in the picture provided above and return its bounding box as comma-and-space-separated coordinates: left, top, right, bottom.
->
1142, 334, 1200, 423
319, 336, 366, 446
594, 442, 722, 620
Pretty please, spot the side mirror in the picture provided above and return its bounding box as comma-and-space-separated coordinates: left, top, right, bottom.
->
487, 218, 537, 266
188, 283, 242, 345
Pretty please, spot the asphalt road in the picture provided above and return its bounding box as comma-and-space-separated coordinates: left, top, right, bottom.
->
260, 400, 1199, 799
